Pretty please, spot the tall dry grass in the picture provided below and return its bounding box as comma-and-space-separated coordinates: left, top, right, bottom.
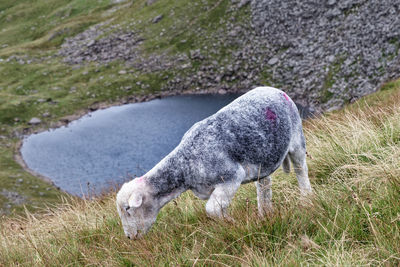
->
1, 84, 400, 266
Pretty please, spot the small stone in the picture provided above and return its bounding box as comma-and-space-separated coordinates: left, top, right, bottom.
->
189, 49, 203, 60
118, 70, 127, 75
152, 15, 163, 24
238, 0, 250, 8
42, 112, 50, 118
87, 40, 95, 47
327, 55, 335, 63
181, 63, 191, 69
28, 117, 41, 125
38, 192, 45, 196
218, 89, 227, 94
268, 57, 279, 66
146, 0, 158, 5
327, 0, 336, 6
17, 178, 23, 183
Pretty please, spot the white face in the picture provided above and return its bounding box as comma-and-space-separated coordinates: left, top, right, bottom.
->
116, 179, 158, 239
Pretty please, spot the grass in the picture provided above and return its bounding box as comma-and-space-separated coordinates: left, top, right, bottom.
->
0, 0, 250, 213
0, 0, 399, 264
0, 80, 399, 265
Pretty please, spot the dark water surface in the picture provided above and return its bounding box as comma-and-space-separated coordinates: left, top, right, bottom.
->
21, 94, 310, 196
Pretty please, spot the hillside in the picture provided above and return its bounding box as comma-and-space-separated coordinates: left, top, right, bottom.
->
0, 0, 253, 214
0, 0, 399, 225
0, 80, 399, 265
0, 0, 399, 264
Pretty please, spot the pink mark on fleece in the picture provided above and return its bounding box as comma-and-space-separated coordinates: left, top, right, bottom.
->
135, 176, 145, 183
283, 93, 290, 103
265, 108, 277, 121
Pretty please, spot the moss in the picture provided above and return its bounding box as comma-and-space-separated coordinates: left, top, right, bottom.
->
321, 58, 345, 103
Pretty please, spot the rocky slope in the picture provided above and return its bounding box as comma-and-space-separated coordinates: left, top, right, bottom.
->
251, 0, 400, 111
58, 0, 400, 112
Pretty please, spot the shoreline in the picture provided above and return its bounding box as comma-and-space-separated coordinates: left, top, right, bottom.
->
14, 87, 248, 196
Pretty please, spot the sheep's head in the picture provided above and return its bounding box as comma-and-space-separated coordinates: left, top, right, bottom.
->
116, 177, 158, 239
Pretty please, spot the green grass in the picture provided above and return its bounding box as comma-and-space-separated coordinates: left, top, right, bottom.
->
0, 78, 399, 266
321, 58, 345, 103
0, 1, 399, 264
0, 0, 251, 213
0, 0, 112, 53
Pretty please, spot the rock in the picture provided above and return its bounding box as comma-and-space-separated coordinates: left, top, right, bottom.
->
87, 40, 95, 47
268, 57, 279, 66
327, 0, 336, 6
28, 117, 41, 125
327, 55, 335, 63
238, 0, 250, 8
146, 0, 158, 5
152, 15, 163, 24
189, 49, 203, 60
1, 189, 26, 205
54, 0, 400, 112
118, 70, 127, 75
218, 89, 227, 94
42, 112, 50, 118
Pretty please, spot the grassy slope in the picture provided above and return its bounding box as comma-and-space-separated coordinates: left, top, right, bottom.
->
0, 81, 399, 265
0, 0, 244, 213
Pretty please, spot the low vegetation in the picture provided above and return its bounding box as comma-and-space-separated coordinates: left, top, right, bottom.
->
0, 80, 399, 265
0, 0, 399, 265
0, 0, 245, 213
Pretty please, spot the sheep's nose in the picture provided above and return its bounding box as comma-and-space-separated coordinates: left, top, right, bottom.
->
127, 235, 131, 239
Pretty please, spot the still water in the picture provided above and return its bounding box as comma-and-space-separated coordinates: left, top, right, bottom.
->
21, 94, 310, 196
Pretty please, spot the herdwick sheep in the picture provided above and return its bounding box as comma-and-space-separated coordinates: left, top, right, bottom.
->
116, 87, 312, 239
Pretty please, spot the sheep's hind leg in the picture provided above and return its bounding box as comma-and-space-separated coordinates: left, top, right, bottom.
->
289, 149, 312, 196
256, 176, 273, 217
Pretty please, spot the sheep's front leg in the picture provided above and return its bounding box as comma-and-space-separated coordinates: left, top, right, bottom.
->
205, 181, 241, 219
256, 176, 273, 217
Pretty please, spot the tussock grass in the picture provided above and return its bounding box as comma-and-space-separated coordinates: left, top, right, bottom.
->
1, 83, 400, 266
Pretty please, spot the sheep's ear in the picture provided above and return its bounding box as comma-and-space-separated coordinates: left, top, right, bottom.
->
128, 193, 143, 208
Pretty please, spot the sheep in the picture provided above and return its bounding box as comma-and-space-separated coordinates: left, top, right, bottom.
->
116, 87, 312, 239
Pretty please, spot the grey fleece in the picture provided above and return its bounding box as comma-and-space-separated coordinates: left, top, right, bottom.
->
117, 86, 312, 238
146, 87, 307, 200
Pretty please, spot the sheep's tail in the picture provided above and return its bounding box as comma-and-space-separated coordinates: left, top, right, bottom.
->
282, 154, 291, 174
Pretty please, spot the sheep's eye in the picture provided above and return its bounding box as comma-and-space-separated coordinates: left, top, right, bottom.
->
121, 205, 130, 216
